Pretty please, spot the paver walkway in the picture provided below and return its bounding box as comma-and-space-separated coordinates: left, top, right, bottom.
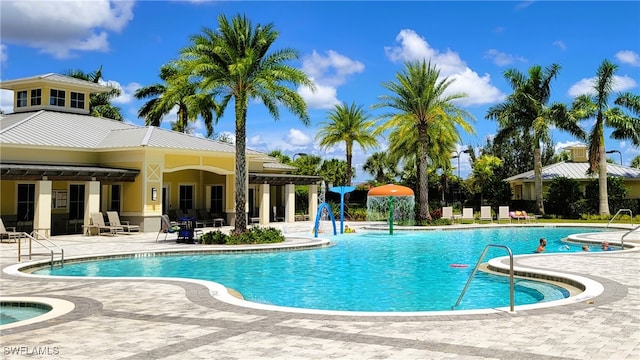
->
1, 222, 638, 359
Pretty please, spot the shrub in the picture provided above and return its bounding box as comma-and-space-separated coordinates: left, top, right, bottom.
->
545, 177, 582, 218
200, 230, 227, 244
201, 227, 285, 245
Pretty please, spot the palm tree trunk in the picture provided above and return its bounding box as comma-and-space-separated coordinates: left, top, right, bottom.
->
598, 145, 610, 215
417, 124, 431, 222
234, 96, 248, 233
346, 143, 353, 186
534, 147, 545, 215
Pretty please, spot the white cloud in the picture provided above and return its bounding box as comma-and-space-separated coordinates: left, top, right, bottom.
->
286, 128, 312, 146
616, 50, 640, 67
0, 0, 134, 59
484, 49, 527, 67
248, 134, 263, 146
0, 89, 14, 114
552, 40, 567, 50
568, 75, 638, 97
298, 50, 364, 109
104, 80, 140, 104
554, 140, 585, 153
384, 29, 505, 106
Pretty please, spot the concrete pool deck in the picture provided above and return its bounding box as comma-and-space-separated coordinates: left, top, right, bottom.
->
1, 222, 638, 359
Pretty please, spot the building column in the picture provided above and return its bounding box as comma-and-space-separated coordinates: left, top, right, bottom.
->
308, 184, 318, 222
84, 180, 101, 230
33, 180, 52, 239
259, 183, 270, 225
225, 175, 235, 225
285, 184, 296, 223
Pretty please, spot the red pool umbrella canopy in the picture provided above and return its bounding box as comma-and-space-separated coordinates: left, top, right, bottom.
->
367, 184, 414, 197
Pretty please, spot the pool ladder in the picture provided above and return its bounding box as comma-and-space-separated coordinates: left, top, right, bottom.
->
452, 244, 514, 312
17, 230, 64, 267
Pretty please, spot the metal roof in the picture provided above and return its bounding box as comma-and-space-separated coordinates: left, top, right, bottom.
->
0, 73, 112, 93
505, 161, 640, 182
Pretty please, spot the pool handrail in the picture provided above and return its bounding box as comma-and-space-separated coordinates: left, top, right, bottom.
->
452, 244, 514, 312
18, 230, 64, 267
607, 209, 633, 228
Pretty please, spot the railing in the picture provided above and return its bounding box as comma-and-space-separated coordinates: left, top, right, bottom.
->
607, 209, 633, 228
17, 230, 64, 267
452, 244, 514, 312
620, 225, 640, 250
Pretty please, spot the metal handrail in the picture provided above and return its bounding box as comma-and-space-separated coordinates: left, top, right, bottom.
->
607, 209, 633, 228
452, 244, 514, 312
18, 231, 64, 266
620, 225, 640, 250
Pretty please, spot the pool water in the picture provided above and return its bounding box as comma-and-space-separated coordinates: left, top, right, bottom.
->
0, 303, 52, 325
35, 227, 611, 312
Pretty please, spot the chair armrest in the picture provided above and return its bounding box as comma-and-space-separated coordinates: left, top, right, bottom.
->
7, 226, 16, 232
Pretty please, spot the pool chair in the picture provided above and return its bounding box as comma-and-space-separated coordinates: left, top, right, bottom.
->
479, 206, 493, 223
441, 206, 454, 223
106, 211, 140, 234
0, 217, 22, 243
156, 214, 179, 242
461, 208, 474, 224
497, 206, 511, 223
510, 210, 531, 223
90, 212, 125, 236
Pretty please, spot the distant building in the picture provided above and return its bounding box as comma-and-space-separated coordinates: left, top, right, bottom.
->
0, 73, 320, 235
505, 145, 640, 201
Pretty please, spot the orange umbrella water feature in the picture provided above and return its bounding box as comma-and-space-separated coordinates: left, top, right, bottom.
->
367, 184, 415, 234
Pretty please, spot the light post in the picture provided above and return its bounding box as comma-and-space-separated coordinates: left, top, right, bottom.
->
606, 150, 622, 165
452, 149, 470, 206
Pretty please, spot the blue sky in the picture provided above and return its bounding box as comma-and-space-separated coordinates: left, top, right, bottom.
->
1, 1, 639, 182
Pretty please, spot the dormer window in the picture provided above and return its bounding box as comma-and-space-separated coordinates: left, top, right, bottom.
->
31, 89, 42, 106
50, 89, 65, 107
70, 92, 85, 109
17, 90, 27, 108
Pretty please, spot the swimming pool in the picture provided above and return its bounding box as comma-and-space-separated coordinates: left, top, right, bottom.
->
0, 302, 51, 325
34, 227, 611, 312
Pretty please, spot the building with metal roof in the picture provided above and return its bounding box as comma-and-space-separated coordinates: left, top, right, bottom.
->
0, 74, 321, 235
504, 145, 640, 201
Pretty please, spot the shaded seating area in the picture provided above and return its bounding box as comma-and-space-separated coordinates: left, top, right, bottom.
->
1, 217, 23, 243
106, 211, 140, 234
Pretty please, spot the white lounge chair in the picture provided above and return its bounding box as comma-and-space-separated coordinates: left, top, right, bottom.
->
0, 217, 22, 243
442, 206, 454, 222
156, 214, 179, 242
107, 211, 140, 234
90, 212, 124, 236
479, 206, 493, 223
497, 206, 511, 223
461, 208, 474, 224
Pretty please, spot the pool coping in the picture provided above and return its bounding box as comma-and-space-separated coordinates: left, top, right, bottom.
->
3, 226, 638, 318
0, 296, 75, 331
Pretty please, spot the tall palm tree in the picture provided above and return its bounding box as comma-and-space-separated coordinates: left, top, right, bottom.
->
572, 60, 640, 215
316, 102, 379, 185
373, 60, 472, 223
363, 151, 397, 184
486, 64, 584, 215
134, 63, 218, 136
66, 66, 124, 120
178, 14, 314, 232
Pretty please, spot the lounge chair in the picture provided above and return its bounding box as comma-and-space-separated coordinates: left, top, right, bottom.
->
106, 211, 140, 234
461, 208, 474, 224
90, 212, 124, 236
497, 206, 511, 223
510, 210, 531, 223
442, 206, 454, 222
0, 217, 22, 243
156, 214, 180, 242
196, 209, 215, 227
479, 206, 493, 223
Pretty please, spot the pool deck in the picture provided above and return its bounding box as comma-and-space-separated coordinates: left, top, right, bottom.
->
1, 222, 639, 359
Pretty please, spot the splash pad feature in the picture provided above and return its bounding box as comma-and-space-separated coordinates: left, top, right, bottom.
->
367, 184, 415, 234
313, 185, 355, 237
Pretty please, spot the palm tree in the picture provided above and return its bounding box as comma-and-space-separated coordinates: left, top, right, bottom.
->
178, 14, 314, 232
572, 59, 640, 215
316, 102, 379, 185
468, 155, 503, 206
134, 63, 218, 136
66, 66, 124, 120
486, 64, 584, 215
373, 60, 472, 223
363, 151, 397, 184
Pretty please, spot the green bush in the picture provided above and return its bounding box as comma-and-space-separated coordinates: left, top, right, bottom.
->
200, 227, 285, 245
545, 177, 582, 218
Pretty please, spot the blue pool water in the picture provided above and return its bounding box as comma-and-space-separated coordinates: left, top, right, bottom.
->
35, 227, 611, 312
0, 303, 51, 325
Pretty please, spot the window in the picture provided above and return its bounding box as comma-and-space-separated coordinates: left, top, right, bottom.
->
70, 92, 85, 109
31, 89, 42, 106
17, 91, 27, 108
17, 184, 35, 221
209, 185, 224, 214
109, 185, 121, 212
69, 184, 85, 220
179, 185, 194, 212
50, 89, 65, 107
52, 190, 68, 209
